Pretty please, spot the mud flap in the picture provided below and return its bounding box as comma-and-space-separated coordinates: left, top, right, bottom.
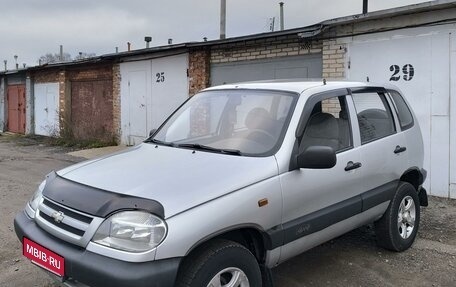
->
418, 186, 428, 207
260, 264, 274, 287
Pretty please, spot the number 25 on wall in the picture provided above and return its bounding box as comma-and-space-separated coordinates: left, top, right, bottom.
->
156, 72, 165, 83
389, 64, 414, 81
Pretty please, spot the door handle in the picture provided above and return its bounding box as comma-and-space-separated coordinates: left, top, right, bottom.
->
394, 145, 407, 154
345, 161, 362, 171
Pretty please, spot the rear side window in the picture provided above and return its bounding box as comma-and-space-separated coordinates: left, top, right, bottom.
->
389, 90, 414, 130
352, 92, 396, 144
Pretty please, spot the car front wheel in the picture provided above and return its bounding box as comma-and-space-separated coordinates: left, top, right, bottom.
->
176, 239, 262, 287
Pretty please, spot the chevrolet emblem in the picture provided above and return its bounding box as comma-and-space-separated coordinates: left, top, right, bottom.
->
51, 211, 65, 223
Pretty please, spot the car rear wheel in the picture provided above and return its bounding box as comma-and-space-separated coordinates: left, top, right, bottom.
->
375, 181, 420, 251
176, 239, 262, 287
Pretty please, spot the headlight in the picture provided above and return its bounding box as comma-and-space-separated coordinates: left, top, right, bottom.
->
28, 180, 46, 211
92, 211, 167, 253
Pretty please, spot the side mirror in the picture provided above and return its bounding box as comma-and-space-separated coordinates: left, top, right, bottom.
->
149, 129, 157, 137
297, 146, 336, 169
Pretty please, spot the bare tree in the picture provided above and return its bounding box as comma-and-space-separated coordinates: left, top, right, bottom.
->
38, 53, 72, 65
74, 52, 97, 61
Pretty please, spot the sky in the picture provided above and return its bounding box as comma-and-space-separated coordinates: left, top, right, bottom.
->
0, 0, 431, 68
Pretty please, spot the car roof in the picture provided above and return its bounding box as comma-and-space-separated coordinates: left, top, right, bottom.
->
204, 80, 399, 95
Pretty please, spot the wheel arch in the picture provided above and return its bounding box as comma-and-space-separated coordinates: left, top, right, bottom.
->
400, 167, 423, 190
184, 225, 269, 264
399, 167, 428, 206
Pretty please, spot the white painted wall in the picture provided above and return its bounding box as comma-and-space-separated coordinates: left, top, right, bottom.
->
34, 83, 59, 136
120, 53, 189, 145
345, 24, 456, 198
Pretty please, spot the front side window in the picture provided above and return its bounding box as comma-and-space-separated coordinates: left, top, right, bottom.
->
300, 96, 352, 153
352, 92, 396, 144
151, 90, 298, 156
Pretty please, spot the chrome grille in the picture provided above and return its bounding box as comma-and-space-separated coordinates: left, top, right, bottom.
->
35, 197, 104, 247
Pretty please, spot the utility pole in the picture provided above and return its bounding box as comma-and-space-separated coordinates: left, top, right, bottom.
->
220, 0, 226, 39
363, 0, 368, 14
279, 2, 284, 31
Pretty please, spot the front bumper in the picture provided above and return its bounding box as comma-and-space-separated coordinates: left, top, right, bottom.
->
14, 211, 181, 287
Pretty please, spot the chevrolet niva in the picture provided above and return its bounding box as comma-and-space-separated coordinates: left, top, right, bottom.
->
15, 81, 428, 287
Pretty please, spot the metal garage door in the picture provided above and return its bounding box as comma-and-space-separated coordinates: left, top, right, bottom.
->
71, 80, 113, 142
347, 26, 455, 198
120, 54, 189, 145
34, 83, 59, 136
7, 84, 26, 134
210, 54, 322, 86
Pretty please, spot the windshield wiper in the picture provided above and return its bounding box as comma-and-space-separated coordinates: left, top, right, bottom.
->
144, 138, 175, 147
177, 143, 243, 156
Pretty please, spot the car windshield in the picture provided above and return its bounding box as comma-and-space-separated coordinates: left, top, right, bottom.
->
150, 90, 298, 156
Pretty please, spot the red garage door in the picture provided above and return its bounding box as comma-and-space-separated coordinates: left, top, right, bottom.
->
7, 85, 26, 134
71, 80, 113, 142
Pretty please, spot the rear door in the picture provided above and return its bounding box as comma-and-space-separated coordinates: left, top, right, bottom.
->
349, 87, 407, 202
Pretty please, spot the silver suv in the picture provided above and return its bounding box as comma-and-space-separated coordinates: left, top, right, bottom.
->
15, 81, 428, 287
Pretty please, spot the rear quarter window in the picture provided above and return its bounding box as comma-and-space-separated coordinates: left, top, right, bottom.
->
389, 90, 414, 130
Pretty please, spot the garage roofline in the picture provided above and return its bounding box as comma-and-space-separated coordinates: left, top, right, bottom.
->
320, 0, 456, 27
2, 0, 455, 73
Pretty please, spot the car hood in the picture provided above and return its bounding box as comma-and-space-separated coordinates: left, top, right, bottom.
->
57, 143, 278, 218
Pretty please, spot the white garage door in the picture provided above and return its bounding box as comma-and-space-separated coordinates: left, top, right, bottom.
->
34, 83, 59, 136
120, 54, 189, 145
347, 25, 455, 198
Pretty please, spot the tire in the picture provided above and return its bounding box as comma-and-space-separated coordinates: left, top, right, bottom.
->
176, 239, 262, 287
375, 181, 420, 252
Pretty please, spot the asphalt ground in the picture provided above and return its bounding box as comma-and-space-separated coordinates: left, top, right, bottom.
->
0, 134, 455, 287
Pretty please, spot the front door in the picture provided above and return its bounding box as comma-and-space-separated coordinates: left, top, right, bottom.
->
279, 91, 363, 263
7, 84, 26, 134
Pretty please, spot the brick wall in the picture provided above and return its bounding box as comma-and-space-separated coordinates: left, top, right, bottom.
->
29, 63, 118, 143
67, 64, 112, 81
188, 50, 210, 96
32, 69, 60, 83
211, 35, 322, 64
58, 70, 67, 136
322, 37, 346, 79
112, 64, 121, 142
66, 64, 115, 143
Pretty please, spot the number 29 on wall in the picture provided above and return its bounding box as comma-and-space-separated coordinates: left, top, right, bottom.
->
389, 64, 414, 81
